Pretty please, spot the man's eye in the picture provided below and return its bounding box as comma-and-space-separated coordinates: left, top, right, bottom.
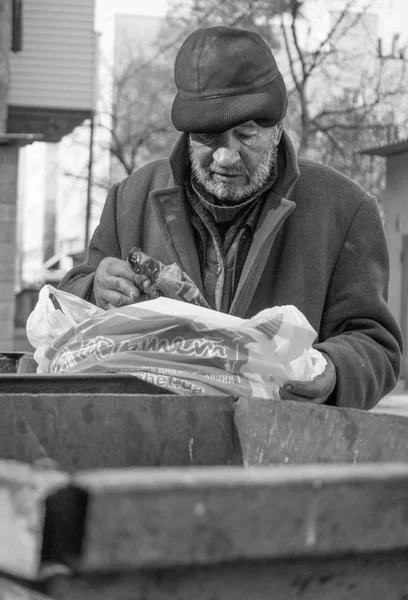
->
197, 133, 217, 144
237, 132, 257, 145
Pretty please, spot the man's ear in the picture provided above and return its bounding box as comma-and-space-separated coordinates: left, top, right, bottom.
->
272, 121, 284, 145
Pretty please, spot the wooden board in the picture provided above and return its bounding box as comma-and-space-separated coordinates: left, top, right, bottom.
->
3, 462, 408, 599
0, 461, 67, 580
0, 394, 236, 469
234, 396, 408, 464
45, 550, 408, 600
56, 463, 408, 571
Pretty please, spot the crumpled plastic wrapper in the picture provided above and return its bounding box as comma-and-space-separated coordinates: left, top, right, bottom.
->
128, 247, 210, 308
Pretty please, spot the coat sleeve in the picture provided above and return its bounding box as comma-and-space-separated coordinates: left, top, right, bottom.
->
58, 183, 121, 301
314, 196, 403, 410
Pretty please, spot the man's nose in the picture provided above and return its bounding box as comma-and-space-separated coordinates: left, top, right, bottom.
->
213, 133, 240, 167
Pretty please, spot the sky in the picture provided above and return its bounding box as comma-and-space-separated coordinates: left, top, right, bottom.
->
95, 0, 170, 31
94, 0, 172, 63
380, 0, 408, 43
95, 0, 408, 44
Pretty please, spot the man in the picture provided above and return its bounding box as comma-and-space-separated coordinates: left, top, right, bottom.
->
59, 26, 402, 410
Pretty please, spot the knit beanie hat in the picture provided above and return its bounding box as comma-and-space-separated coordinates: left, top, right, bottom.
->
171, 26, 288, 133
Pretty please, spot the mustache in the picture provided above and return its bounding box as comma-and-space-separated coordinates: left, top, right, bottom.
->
209, 164, 247, 176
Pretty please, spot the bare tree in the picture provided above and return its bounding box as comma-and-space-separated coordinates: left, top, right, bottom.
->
65, 44, 179, 190
276, 0, 407, 193
168, 0, 285, 44
105, 53, 178, 182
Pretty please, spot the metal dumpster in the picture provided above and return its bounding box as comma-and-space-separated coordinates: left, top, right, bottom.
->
2, 388, 408, 469
1, 351, 408, 469
2, 351, 408, 599
0, 352, 237, 469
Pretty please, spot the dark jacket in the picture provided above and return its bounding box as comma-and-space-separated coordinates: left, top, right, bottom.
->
58, 131, 403, 410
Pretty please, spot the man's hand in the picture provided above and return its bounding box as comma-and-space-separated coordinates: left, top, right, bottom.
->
279, 353, 336, 404
94, 257, 151, 310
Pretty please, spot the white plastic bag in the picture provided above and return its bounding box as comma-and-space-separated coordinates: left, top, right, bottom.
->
26, 288, 327, 397
26, 285, 103, 373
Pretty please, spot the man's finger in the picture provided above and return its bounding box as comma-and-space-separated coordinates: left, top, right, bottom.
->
279, 386, 327, 404
102, 290, 136, 309
134, 274, 151, 291
103, 275, 141, 300
282, 379, 326, 399
106, 259, 140, 282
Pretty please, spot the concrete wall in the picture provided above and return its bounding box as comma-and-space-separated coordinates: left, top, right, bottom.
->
383, 151, 408, 326
16, 142, 46, 285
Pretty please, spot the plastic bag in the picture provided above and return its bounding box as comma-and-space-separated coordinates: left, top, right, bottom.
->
26, 285, 104, 373
27, 288, 326, 398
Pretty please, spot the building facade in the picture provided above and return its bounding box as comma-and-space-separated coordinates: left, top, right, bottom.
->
0, 0, 97, 349
362, 137, 408, 376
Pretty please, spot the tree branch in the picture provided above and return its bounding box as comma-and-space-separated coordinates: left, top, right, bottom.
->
64, 170, 111, 192
289, 0, 308, 80
280, 15, 303, 94
309, 0, 376, 74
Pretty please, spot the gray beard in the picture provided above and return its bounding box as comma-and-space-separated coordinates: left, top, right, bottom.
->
188, 141, 279, 203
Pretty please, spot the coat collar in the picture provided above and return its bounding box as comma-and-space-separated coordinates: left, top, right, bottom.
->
149, 184, 204, 293
273, 129, 300, 198
169, 133, 191, 187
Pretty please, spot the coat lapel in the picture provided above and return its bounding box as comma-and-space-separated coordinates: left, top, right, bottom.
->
230, 192, 296, 317
149, 186, 204, 293
148, 131, 299, 311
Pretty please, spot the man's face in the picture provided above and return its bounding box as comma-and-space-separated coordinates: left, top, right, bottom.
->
189, 121, 282, 203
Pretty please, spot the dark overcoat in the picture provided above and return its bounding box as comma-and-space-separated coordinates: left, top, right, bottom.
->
59, 132, 403, 409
